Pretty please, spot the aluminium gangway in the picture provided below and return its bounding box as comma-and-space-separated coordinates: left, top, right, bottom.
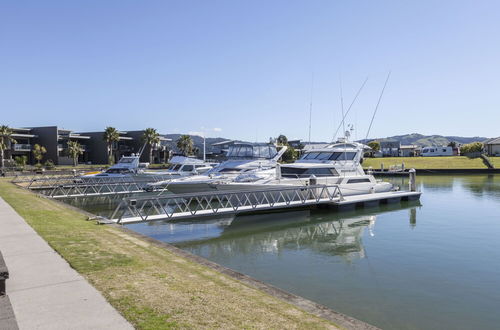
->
12, 175, 168, 198
105, 184, 421, 225
107, 185, 345, 224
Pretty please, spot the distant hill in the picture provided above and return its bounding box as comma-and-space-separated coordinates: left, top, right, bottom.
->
358, 133, 488, 147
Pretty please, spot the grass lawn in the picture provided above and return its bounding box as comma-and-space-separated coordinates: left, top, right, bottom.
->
363, 156, 487, 169
489, 157, 500, 168
0, 180, 337, 329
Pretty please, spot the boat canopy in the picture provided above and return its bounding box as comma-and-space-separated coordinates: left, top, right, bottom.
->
226, 143, 277, 159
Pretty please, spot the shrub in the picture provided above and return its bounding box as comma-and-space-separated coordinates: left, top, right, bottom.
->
460, 142, 483, 154
44, 159, 55, 169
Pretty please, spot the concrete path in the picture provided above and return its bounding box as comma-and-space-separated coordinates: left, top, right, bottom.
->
0, 197, 133, 330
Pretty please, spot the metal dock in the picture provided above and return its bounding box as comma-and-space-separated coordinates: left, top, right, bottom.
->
105, 185, 421, 225
12, 175, 168, 198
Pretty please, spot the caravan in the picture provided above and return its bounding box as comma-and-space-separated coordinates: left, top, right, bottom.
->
421, 146, 454, 157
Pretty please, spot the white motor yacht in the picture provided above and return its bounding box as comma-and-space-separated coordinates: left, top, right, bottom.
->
211, 140, 394, 196
80, 155, 147, 180
166, 143, 287, 194
144, 156, 217, 191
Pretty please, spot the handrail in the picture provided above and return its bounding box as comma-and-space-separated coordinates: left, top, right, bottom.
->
110, 184, 343, 224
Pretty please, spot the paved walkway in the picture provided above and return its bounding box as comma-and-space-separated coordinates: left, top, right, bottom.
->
0, 197, 133, 330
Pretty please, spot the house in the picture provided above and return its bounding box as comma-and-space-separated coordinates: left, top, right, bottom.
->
380, 140, 401, 157
399, 145, 421, 157
484, 137, 500, 156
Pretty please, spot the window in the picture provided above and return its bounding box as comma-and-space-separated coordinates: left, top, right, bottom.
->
219, 168, 242, 173
182, 165, 194, 171
195, 165, 205, 168
316, 152, 333, 160
281, 167, 338, 178
301, 152, 320, 160
347, 178, 371, 184
335, 152, 357, 160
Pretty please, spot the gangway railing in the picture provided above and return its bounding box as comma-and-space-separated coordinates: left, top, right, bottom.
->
12, 175, 169, 198
108, 185, 344, 224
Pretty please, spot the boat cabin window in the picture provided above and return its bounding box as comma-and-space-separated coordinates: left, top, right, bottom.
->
281, 167, 339, 178
182, 165, 194, 172
195, 165, 205, 168
302, 152, 321, 160
347, 178, 371, 184
226, 145, 277, 159
300, 151, 357, 161
218, 168, 243, 173
118, 158, 135, 164
105, 168, 131, 174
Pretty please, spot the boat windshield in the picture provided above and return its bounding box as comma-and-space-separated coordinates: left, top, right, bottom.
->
226, 145, 277, 159
300, 151, 357, 161
118, 158, 135, 164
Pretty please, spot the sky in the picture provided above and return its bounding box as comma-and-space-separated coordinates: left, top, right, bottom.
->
1, 0, 500, 142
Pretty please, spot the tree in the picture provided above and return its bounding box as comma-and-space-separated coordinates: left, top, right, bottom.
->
103, 126, 120, 165
368, 141, 380, 152
32, 144, 47, 165
276, 134, 288, 146
281, 146, 298, 163
447, 141, 457, 149
67, 141, 83, 167
142, 128, 160, 164
460, 142, 483, 154
176, 135, 194, 156
0, 125, 17, 169
14, 155, 27, 170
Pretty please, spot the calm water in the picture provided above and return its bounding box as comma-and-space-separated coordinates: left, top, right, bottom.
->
65, 175, 500, 330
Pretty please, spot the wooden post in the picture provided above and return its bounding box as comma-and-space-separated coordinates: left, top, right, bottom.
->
409, 168, 416, 191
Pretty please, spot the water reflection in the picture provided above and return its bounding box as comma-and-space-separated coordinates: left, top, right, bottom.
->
155, 203, 420, 264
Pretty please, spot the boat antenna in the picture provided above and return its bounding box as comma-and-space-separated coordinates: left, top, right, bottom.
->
365, 71, 391, 141
308, 72, 314, 144
332, 76, 369, 141
339, 75, 345, 142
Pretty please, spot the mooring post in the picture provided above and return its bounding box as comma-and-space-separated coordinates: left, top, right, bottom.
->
309, 175, 317, 199
409, 168, 416, 191
402, 162, 405, 171
381, 163, 384, 172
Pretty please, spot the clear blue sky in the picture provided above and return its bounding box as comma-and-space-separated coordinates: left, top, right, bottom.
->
1, 0, 499, 141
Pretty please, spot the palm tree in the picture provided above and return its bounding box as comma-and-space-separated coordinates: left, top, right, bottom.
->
103, 127, 120, 164
142, 128, 160, 164
32, 144, 47, 165
0, 125, 17, 169
176, 135, 194, 156
67, 141, 83, 167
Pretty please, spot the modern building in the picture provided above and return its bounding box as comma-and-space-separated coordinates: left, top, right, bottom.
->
27, 126, 92, 165
380, 140, 401, 157
484, 137, 500, 156
5, 128, 38, 165
79, 130, 172, 164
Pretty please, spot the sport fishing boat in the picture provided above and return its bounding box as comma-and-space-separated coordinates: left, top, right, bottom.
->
80, 155, 148, 181
144, 156, 217, 191
165, 143, 287, 194
81, 155, 215, 182
211, 139, 394, 196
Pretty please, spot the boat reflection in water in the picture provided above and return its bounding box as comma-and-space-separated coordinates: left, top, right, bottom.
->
128, 201, 420, 263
